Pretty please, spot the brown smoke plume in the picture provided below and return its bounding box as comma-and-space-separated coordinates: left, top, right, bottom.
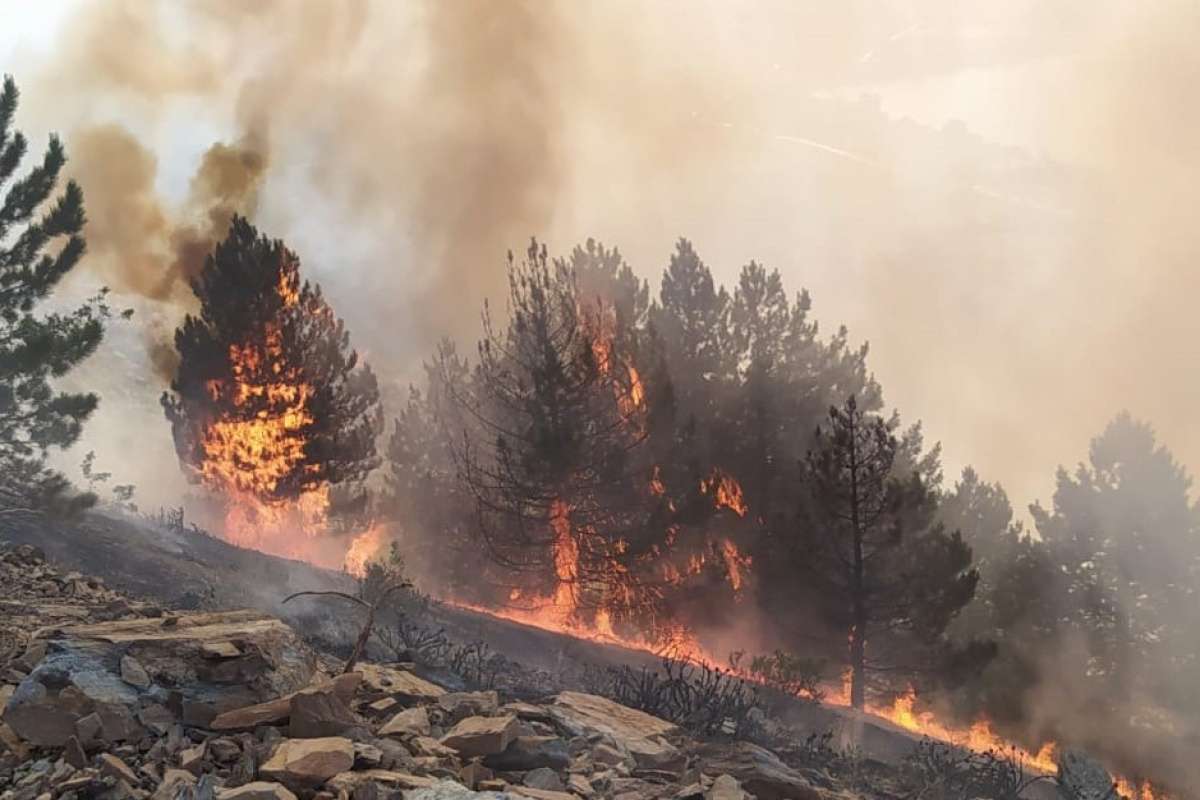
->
70, 126, 267, 307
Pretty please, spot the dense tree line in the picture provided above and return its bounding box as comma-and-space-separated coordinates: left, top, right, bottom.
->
382, 233, 1200, 775
385, 236, 972, 708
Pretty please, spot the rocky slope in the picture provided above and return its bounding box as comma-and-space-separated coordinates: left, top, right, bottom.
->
0, 519, 1100, 800
0, 542, 868, 800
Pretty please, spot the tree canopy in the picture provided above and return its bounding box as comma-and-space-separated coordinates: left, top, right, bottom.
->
0, 75, 112, 513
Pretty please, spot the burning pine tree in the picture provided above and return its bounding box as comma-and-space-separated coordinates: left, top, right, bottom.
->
162, 217, 381, 563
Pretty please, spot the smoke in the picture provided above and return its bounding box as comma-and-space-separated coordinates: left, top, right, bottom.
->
70, 125, 267, 306
8, 0, 1200, 787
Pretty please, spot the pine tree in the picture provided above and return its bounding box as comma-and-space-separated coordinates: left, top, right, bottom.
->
796, 395, 977, 709
382, 345, 486, 600
650, 239, 733, 455
1030, 412, 1200, 707
0, 75, 112, 513
444, 240, 659, 629
161, 216, 380, 509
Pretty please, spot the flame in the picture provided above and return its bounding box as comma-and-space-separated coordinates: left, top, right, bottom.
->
649, 465, 667, 496
343, 524, 390, 578
1115, 777, 1162, 800
819, 681, 1061, 774
700, 468, 747, 516
720, 538, 751, 592
585, 302, 646, 424
191, 258, 374, 570
550, 499, 580, 625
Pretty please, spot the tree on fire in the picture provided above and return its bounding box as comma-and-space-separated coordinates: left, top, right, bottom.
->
794, 395, 978, 710
0, 75, 115, 514
161, 217, 381, 517
441, 239, 663, 630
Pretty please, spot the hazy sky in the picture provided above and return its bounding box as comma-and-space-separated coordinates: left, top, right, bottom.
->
2, 1, 1196, 514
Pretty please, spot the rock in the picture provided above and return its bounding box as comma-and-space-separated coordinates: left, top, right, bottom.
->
509, 788, 576, 800
75, 712, 103, 744
259, 737, 354, 786
441, 715, 518, 759
410, 736, 461, 759
2, 610, 315, 744
406, 779, 514, 800
216, 782, 297, 800
289, 683, 362, 739
210, 673, 359, 732
523, 768, 565, 792
325, 770, 438, 794
501, 703, 554, 723
438, 691, 499, 723
366, 697, 397, 715
592, 742, 632, 768
97, 753, 141, 786
208, 737, 242, 764
63, 735, 88, 769
202, 642, 242, 659
478, 779, 509, 792
548, 693, 679, 773
705, 775, 743, 800
354, 741, 384, 768
373, 738, 417, 770
484, 737, 570, 772
566, 774, 594, 798
139, 703, 177, 735
15, 642, 48, 673
694, 742, 822, 800
459, 760, 495, 789
141, 762, 164, 784
151, 770, 197, 800
119, 656, 151, 689
356, 664, 445, 703
179, 742, 206, 774
379, 705, 431, 737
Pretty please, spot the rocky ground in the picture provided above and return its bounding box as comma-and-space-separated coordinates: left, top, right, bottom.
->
0, 522, 1125, 800
0, 541, 882, 800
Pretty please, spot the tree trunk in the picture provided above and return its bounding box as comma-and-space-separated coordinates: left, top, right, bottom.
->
343, 605, 376, 673
849, 619, 866, 710
848, 405, 867, 710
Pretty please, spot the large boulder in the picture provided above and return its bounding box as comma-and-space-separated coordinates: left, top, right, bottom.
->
548, 692, 680, 771
483, 736, 569, 771
288, 674, 364, 738
441, 715, 518, 758
216, 782, 298, 800
210, 672, 360, 732
693, 741, 823, 800
406, 779, 517, 800
325, 769, 439, 794
2, 610, 315, 745
259, 737, 355, 786
379, 705, 432, 737
356, 663, 445, 703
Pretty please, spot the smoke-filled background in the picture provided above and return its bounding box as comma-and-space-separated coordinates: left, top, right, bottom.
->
1, 0, 1196, 515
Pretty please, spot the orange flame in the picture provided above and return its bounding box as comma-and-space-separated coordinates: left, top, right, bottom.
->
720, 538, 751, 592
1115, 777, 1162, 800
193, 262, 373, 570
700, 468, 747, 516
343, 524, 390, 578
